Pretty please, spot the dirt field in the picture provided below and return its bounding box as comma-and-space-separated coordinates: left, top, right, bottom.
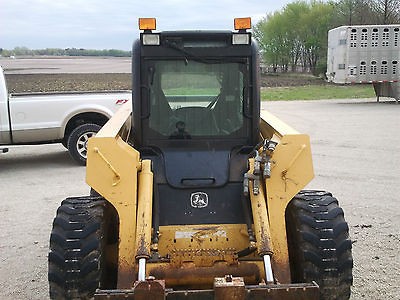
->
4, 72, 327, 93
1, 56, 327, 93
4, 73, 132, 93
0, 58, 398, 299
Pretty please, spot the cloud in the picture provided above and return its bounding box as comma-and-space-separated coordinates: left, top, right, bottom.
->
0, 0, 291, 50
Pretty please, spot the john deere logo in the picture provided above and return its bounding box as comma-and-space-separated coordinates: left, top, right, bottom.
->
190, 192, 208, 208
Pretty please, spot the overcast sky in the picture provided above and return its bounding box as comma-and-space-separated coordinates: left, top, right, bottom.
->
0, 0, 292, 50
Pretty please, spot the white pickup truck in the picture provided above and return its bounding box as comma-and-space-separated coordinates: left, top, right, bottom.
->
0, 67, 131, 164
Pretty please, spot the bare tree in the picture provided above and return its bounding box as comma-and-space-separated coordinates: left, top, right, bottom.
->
334, 0, 400, 25
372, 0, 400, 24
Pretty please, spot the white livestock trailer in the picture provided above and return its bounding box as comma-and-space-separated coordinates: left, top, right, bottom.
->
327, 24, 400, 102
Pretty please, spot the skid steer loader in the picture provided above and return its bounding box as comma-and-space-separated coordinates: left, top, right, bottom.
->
48, 18, 353, 299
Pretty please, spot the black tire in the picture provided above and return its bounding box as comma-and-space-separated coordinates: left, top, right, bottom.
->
286, 190, 353, 300
67, 123, 102, 165
48, 197, 117, 299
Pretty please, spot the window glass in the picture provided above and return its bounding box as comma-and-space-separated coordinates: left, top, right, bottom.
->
148, 60, 245, 138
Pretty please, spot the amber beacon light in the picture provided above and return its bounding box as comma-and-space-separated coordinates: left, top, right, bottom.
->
234, 17, 251, 30
139, 18, 156, 31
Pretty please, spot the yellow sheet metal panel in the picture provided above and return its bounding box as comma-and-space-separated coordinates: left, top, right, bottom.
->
260, 111, 299, 139
265, 133, 314, 204
260, 111, 314, 204
96, 102, 132, 139
157, 224, 252, 258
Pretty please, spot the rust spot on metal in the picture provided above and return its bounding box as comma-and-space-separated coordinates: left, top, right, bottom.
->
246, 282, 319, 300
116, 264, 136, 289
271, 255, 291, 284
95, 281, 319, 300
136, 236, 150, 258
95, 280, 165, 300
214, 276, 245, 300
132, 280, 165, 300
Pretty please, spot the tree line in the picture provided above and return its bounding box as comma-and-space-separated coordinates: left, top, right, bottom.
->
253, 0, 400, 75
0, 47, 131, 57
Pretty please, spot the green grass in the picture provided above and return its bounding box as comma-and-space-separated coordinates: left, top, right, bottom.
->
261, 84, 375, 101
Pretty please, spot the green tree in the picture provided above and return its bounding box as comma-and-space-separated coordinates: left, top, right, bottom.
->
282, 1, 310, 71
253, 2, 286, 72
299, 1, 335, 74
254, 1, 335, 75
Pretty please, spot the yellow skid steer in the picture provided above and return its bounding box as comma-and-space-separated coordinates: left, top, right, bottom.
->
48, 18, 353, 299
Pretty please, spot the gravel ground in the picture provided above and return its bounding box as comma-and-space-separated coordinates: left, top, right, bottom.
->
0, 98, 399, 299
0, 57, 398, 299
263, 99, 400, 300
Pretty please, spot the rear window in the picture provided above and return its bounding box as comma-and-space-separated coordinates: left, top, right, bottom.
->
147, 59, 246, 138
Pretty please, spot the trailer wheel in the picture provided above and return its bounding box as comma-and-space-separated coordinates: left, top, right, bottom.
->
67, 123, 101, 165
286, 190, 353, 300
48, 197, 117, 299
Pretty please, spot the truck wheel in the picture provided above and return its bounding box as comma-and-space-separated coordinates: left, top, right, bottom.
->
48, 197, 117, 299
286, 190, 353, 300
67, 123, 101, 165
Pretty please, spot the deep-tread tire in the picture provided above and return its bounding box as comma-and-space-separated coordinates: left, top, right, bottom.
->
48, 197, 109, 299
67, 123, 101, 165
286, 190, 353, 300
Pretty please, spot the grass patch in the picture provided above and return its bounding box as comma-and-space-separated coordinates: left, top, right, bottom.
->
261, 84, 375, 101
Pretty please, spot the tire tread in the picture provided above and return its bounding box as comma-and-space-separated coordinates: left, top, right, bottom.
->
286, 190, 353, 300
48, 196, 106, 299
